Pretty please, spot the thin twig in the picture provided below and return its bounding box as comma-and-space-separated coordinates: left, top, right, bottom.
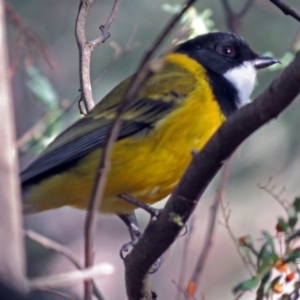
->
75, 0, 96, 113
237, 0, 255, 17
25, 230, 82, 269
220, 0, 254, 33
82, 1, 198, 299
5, 1, 54, 71
96, 0, 121, 43
25, 230, 105, 300
258, 178, 290, 212
81, 1, 196, 299
187, 159, 231, 297
75, 1, 122, 297
219, 200, 256, 274
75, 0, 121, 114
28, 263, 114, 290
269, 0, 300, 23
175, 215, 196, 300
97, 29, 139, 82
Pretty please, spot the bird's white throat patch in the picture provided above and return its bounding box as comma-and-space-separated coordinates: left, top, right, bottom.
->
224, 61, 257, 107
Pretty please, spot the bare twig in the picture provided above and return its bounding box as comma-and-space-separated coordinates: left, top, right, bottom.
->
258, 178, 290, 212
238, 0, 255, 17
97, 0, 121, 43
0, 0, 26, 293
75, 0, 121, 114
187, 159, 231, 297
269, 0, 300, 23
25, 230, 105, 300
75, 0, 96, 113
28, 263, 114, 290
25, 230, 83, 270
98, 27, 139, 79
219, 200, 256, 274
175, 215, 195, 300
82, 1, 197, 299
75, 1, 122, 297
220, 0, 254, 33
5, 1, 54, 73
124, 51, 300, 300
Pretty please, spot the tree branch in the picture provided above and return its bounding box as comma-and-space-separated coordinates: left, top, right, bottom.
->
75, 0, 121, 114
124, 51, 300, 300
220, 0, 254, 33
5, 1, 54, 74
0, 0, 26, 293
84, 1, 197, 299
25, 230, 105, 300
188, 159, 231, 297
28, 263, 114, 290
75, 1, 122, 298
269, 0, 300, 23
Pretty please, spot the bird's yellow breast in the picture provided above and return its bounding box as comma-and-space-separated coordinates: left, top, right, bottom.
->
25, 54, 226, 214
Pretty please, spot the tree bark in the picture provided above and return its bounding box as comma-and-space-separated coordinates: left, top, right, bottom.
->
0, 0, 27, 293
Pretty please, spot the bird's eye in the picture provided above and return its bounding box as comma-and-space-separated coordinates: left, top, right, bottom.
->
217, 45, 235, 57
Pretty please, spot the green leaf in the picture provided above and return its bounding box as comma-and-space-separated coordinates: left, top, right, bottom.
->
293, 197, 300, 212
285, 249, 300, 263
262, 231, 275, 252
294, 281, 300, 289
276, 218, 289, 233
26, 65, 59, 109
270, 275, 282, 287
257, 252, 278, 274
288, 205, 298, 228
233, 278, 260, 294
256, 271, 271, 300
257, 233, 278, 273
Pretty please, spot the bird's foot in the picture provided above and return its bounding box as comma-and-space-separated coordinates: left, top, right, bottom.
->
118, 207, 162, 273
118, 193, 161, 221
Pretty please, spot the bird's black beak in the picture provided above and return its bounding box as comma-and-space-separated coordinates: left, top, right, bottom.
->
254, 56, 280, 69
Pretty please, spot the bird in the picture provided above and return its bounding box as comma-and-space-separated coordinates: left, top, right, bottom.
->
21, 32, 278, 216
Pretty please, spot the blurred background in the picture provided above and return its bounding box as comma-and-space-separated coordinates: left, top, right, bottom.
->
5, 0, 300, 299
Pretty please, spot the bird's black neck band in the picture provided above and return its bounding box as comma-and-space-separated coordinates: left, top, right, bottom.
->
205, 69, 239, 117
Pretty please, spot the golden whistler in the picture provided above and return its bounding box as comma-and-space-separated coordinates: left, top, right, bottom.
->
21, 32, 278, 215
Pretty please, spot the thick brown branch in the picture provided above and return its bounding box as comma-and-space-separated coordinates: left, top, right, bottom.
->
270, 0, 300, 23
124, 52, 300, 300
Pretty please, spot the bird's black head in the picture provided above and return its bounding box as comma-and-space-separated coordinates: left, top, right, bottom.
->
176, 32, 277, 74
176, 32, 279, 113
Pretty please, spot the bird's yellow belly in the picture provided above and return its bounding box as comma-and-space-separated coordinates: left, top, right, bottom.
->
25, 88, 225, 214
